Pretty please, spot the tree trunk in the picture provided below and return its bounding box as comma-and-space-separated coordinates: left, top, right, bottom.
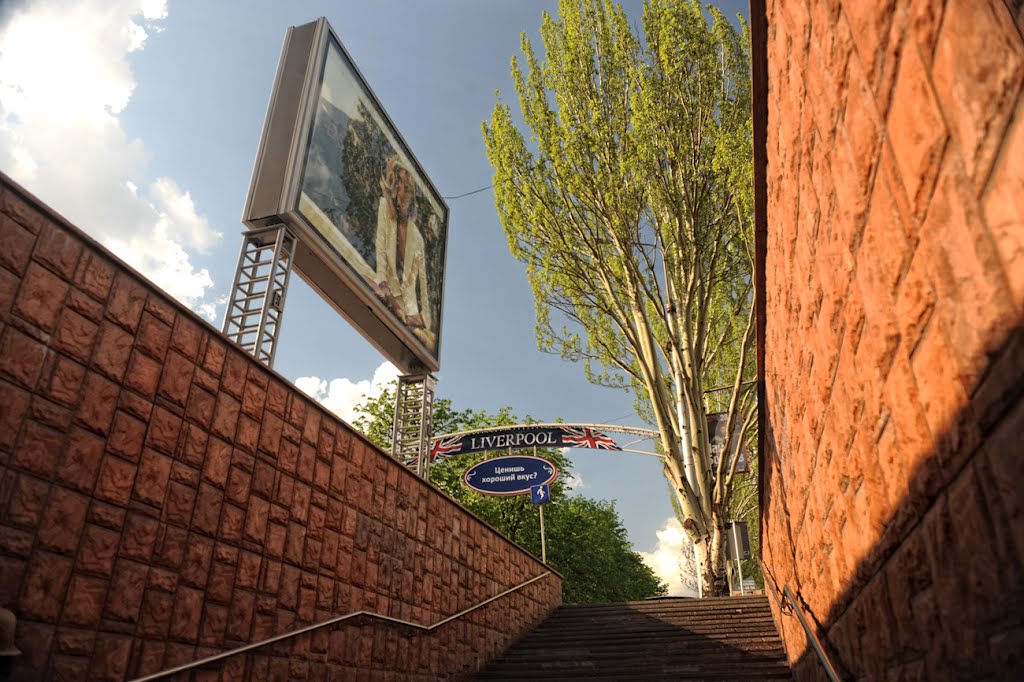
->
696, 522, 730, 597
669, 457, 731, 598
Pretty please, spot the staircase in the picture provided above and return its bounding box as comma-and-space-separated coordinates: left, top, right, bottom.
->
474, 595, 792, 680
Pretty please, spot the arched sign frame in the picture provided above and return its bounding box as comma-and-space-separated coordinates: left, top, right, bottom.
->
414, 421, 750, 475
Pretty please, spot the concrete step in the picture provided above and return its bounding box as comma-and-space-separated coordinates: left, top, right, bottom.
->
474, 595, 792, 681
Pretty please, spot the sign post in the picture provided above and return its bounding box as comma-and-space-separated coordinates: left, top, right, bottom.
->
462, 455, 557, 565
732, 523, 745, 595
540, 505, 546, 564
725, 520, 752, 596
530, 484, 551, 563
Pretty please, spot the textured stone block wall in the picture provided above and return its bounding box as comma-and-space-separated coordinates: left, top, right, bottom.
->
0, 173, 561, 681
760, 0, 1023, 679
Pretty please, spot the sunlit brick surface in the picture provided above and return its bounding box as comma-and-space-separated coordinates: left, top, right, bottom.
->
760, 1, 1023, 679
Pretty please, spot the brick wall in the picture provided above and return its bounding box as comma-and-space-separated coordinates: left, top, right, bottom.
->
0, 172, 561, 681
759, 0, 1023, 679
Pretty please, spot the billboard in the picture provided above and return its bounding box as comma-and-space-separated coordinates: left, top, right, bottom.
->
244, 17, 448, 372
707, 412, 750, 474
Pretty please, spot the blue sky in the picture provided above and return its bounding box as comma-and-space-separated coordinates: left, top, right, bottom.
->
0, 0, 747, 594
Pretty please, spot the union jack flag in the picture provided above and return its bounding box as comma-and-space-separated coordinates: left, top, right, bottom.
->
429, 435, 464, 461
561, 427, 620, 451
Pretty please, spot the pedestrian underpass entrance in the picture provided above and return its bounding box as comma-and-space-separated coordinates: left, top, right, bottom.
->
411, 421, 752, 597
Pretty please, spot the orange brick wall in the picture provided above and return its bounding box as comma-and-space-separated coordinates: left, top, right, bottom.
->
759, 0, 1023, 679
0, 173, 561, 681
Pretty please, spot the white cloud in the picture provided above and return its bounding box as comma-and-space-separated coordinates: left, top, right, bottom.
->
639, 516, 700, 597
557, 449, 587, 493
562, 471, 587, 493
149, 177, 220, 253
296, 361, 399, 425
0, 0, 221, 310
196, 293, 228, 324
139, 0, 168, 21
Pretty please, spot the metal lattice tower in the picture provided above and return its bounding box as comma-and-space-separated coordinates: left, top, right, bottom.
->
391, 373, 436, 479
222, 225, 297, 367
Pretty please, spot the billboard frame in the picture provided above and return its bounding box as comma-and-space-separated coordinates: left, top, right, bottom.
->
243, 17, 448, 373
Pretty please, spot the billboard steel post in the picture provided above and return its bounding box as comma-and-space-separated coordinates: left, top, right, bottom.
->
222, 225, 297, 367
391, 373, 436, 479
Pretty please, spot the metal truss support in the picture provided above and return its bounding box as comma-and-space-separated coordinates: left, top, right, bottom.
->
222, 225, 297, 368
391, 373, 436, 479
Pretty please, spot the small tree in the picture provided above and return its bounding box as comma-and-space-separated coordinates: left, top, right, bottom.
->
482, 0, 755, 596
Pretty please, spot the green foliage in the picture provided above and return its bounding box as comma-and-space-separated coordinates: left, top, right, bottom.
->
353, 385, 666, 603
544, 496, 666, 603
482, 0, 756, 596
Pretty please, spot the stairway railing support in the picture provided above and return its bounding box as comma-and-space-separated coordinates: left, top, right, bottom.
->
757, 556, 845, 682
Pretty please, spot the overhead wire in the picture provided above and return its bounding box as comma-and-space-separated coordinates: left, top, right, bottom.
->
442, 183, 493, 200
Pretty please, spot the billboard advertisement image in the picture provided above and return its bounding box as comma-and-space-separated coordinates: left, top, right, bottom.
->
707, 412, 750, 474
244, 18, 448, 372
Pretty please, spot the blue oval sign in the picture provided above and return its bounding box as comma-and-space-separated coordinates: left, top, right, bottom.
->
463, 456, 558, 496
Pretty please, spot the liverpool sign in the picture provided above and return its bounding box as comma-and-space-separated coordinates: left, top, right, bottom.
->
429, 425, 621, 461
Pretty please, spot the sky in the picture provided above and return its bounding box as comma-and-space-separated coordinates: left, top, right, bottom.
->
0, 0, 748, 595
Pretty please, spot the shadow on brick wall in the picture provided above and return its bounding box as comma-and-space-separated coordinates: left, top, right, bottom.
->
763, 323, 1024, 681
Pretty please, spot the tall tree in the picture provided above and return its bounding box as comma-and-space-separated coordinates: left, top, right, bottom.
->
353, 386, 666, 603
482, 0, 754, 596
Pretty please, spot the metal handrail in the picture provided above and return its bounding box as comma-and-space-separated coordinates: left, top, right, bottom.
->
130, 571, 555, 682
757, 557, 843, 682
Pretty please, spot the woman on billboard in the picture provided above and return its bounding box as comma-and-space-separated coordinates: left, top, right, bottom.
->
374, 156, 434, 347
